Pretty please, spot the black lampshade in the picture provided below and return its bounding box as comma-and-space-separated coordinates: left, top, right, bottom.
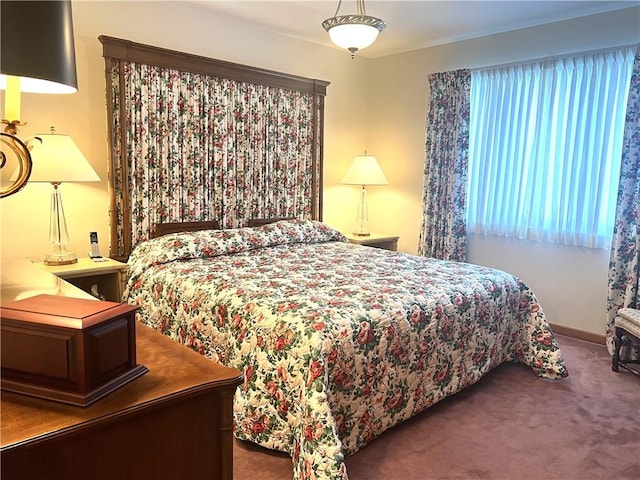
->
1, 0, 78, 93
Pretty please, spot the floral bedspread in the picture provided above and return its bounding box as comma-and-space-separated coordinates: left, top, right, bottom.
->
124, 219, 568, 480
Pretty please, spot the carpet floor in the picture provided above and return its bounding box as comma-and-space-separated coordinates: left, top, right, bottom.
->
233, 335, 640, 480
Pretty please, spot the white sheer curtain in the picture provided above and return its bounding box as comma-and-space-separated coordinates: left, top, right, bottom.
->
467, 47, 635, 248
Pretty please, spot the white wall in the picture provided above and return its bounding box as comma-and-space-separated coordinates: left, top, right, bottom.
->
365, 7, 640, 336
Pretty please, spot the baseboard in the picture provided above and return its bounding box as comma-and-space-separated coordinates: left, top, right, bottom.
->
550, 323, 605, 345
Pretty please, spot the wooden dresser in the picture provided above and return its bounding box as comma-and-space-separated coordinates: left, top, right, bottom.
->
0, 261, 243, 480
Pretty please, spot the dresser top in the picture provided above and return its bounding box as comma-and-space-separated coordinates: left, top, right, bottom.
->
1, 261, 242, 450
1, 260, 94, 305
1, 324, 242, 449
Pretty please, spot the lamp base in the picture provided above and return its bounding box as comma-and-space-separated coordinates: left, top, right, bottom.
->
44, 250, 78, 266
352, 232, 371, 237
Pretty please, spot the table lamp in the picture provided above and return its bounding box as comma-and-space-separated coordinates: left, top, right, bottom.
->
1, 0, 79, 198
28, 128, 100, 265
341, 152, 388, 236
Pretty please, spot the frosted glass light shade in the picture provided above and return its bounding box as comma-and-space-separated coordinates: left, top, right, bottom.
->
328, 23, 380, 50
341, 154, 388, 186
28, 133, 99, 183
322, 0, 386, 57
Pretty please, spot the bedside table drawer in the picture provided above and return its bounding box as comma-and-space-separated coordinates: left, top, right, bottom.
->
35, 258, 128, 302
62, 273, 123, 302
345, 233, 399, 251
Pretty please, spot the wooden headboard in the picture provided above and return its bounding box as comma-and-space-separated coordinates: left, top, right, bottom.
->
153, 220, 220, 238
100, 36, 329, 260
152, 218, 292, 238
246, 217, 296, 227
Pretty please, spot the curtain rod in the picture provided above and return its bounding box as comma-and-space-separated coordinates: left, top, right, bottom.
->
472, 42, 639, 72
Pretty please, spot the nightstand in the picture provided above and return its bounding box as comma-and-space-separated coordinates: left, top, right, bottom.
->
345, 233, 399, 251
35, 257, 128, 302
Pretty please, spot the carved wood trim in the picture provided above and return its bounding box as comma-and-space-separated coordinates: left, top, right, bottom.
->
99, 36, 329, 95
153, 221, 220, 238
246, 217, 296, 227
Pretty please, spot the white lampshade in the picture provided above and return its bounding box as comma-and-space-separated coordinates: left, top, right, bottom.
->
25, 131, 99, 266
341, 154, 388, 186
327, 23, 380, 51
28, 133, 99, 183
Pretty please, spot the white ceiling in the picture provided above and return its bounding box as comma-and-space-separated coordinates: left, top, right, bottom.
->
189, 0, 638, 58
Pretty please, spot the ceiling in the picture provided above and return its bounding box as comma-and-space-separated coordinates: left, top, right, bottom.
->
189, 0, 638, 58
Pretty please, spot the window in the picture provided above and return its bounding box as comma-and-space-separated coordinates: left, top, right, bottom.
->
467, 47, 635, 248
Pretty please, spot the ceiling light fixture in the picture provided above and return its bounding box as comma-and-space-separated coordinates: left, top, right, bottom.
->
322, 0, 386, 58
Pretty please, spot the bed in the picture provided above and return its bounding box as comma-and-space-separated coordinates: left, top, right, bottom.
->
123, 218, 568, 480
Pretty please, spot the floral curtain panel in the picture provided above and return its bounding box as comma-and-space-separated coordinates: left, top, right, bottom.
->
606, 46, 640, 358
108, 61, 318, 254
418, 69, 471, 261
